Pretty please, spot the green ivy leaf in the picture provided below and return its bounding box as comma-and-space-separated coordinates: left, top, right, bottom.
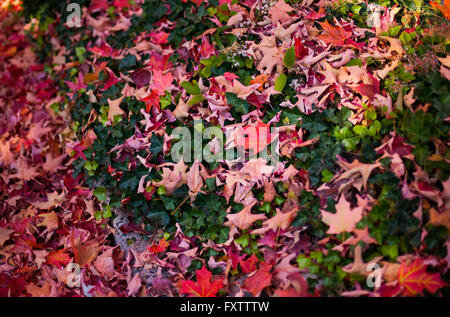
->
93, 187, 107, 202
181, 81, 201, 95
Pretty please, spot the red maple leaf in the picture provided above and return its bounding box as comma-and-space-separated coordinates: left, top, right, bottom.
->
149, 52, 172, 71
151, 69, 174, 95
398, 259, 447, 296
142, 90, 161, 111
235, 120, 272, 154
147, 237, 169, 254
240, 254, 258, 274
224, 72, 239, 82
147, 31, 170, 45
243, 262, 272, 296
180, 266, 224, 297
47, 249, 71, 268
199, 35, 215, 58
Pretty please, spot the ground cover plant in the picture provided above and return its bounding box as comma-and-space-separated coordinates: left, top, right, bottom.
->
0, 0, 450, 297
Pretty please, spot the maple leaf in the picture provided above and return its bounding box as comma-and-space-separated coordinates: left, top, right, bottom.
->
398, 259, 447, 296
107, 95, 125, 123
225, 201, 266, 230
215, 75, 259, 99
305, 7, 326, 20
149, 52, 172, 71
223, 72, 239, 82
240, 158, 275, 181
343, 227, 377, 246
173, 98, 191, 120
90, 0, 109, 12
26, 121, 52, 142
274, 272, 308, 297
153, 160, 187, 194
147, 31, 169, 45
147, 237, 169, 254
199, 35, 215, 58
151, 69, 174, 95
240, 254, 259, 274
244, 262, 272, 296
9, 156, 40, 181
321, 195, 363, 234
180, 265, 224, 297
94, 248, 116, 280
252, 207, 298, 235
33, 191, 65, 210
42, 153, 66, 173
335, 159, 382, 190
269, 0, 294, 24
252, 35, 283, 75
142, 90, 161, 112
71, 232, 100, 268
47, 249, 71, 268
37, 211, 59, 232
264, 181, 276, 202
318, 20, 352, 46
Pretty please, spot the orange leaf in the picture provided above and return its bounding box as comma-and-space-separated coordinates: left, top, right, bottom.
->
147, 237, 169, 254
47, 249, 71, 268
250, 74, 269, 91
430, 0, 450, 19
398, 259, 447, 296
318, 21, 352, 46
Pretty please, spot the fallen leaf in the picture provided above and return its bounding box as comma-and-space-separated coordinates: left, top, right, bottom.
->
107, 95, 125, 123
180, 265, 224, 297
225, 201, 266, 230
427, 208, 450, 231
244, 262, 272, 296
318, 20, 352, 46
37, 211, 59, 232
252, 207, 298, 235
321, 195, 363, 234
240, 254, 258, 274
47, 249, 71, 268
0, 227, 14, 247
398, 258, 447, 296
